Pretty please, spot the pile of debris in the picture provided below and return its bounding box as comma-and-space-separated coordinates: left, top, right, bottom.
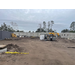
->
6, 44, 23, 52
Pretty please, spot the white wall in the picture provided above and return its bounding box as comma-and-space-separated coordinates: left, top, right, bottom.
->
14, 32, 75, 40
59, 33, 75, 40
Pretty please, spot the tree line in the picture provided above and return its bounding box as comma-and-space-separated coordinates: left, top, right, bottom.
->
0, 21, 75, 33
61, 21, 75, 33
0, 23, 24, 32
36, 21, 54, 32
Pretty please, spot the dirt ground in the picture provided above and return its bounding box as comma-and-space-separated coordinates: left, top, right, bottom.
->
0, 37, 75, 65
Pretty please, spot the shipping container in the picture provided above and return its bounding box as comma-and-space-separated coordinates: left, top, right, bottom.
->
0, 31, 13, 40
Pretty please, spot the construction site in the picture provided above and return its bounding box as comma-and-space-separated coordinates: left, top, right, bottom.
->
0, 31, 75, 65
0, 9, 75, 65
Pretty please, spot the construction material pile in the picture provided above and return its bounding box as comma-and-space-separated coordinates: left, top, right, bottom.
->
6, 44, 23, 52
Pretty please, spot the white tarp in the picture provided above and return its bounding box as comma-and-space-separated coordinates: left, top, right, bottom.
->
40, 35, 44, 40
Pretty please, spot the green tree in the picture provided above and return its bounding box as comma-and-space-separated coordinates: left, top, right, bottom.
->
69, 30, 75, 33
0, 23, 15, 32
46, 28, 54, 32
70, 22, 75, 31
16, 30, 20, 32
16, 30, 24, 32
36, 28, 46, 32
29, 31, 31, 33
48, 21, 50, 32
61, 29, 69, 33
43, 21, 46, 30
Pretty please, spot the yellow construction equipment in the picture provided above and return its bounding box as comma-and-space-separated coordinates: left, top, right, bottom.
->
40, 32, 60, 41
49, 32, 55, 36
11, 33, 17, 38
49, 32, 59, 36
57, 33, 59, 36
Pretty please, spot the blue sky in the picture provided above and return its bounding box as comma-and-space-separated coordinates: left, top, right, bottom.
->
0, 9, 75, 32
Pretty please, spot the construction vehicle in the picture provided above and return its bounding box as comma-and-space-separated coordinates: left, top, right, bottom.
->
45, 32, 56, 41
11, 33, 17, 38
40, 32, 59, 41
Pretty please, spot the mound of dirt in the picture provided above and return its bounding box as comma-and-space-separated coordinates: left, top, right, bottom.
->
6, 44, 23, 52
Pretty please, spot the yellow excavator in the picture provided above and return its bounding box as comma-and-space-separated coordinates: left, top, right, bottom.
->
11, 33, 17, 38
44, 32, 59, 41
49, 32, 59, 37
